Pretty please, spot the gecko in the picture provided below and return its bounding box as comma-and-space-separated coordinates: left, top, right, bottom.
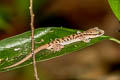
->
4, 27, 104, 69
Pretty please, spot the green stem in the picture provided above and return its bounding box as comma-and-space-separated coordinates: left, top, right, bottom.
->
109, 37, 120, 44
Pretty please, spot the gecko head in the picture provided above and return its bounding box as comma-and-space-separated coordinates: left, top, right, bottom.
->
84, 27, 104, 37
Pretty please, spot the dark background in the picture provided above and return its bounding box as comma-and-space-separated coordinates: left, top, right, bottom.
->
0, 0, 120, 80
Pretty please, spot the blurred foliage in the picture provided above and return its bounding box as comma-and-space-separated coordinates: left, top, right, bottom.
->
0, 0, 48, 33
15, 0, 48, 17
0, 17, 11, 30
0, 6, 12, 30
108, 0, 120, 21
14, 0, 29, 17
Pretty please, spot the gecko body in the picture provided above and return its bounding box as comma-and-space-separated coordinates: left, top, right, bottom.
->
4, 27, 104, 69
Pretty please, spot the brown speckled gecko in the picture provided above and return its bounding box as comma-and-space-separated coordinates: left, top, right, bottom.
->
4, 27, 104, 69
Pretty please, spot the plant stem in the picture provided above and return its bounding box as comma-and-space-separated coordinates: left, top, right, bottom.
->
29, 0, 39, 80
109, 37, 120, 44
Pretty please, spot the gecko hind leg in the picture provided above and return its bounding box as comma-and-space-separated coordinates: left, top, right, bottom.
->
82, 38, 91, 43
47, 44, 64, 52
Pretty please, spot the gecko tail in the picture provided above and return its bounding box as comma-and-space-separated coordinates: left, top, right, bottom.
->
4, 54, 32, 69
4, 44, 48, 69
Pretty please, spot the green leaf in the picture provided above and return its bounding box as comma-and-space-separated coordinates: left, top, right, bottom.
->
108, 0, 120, 21
0, 27, 119, 72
